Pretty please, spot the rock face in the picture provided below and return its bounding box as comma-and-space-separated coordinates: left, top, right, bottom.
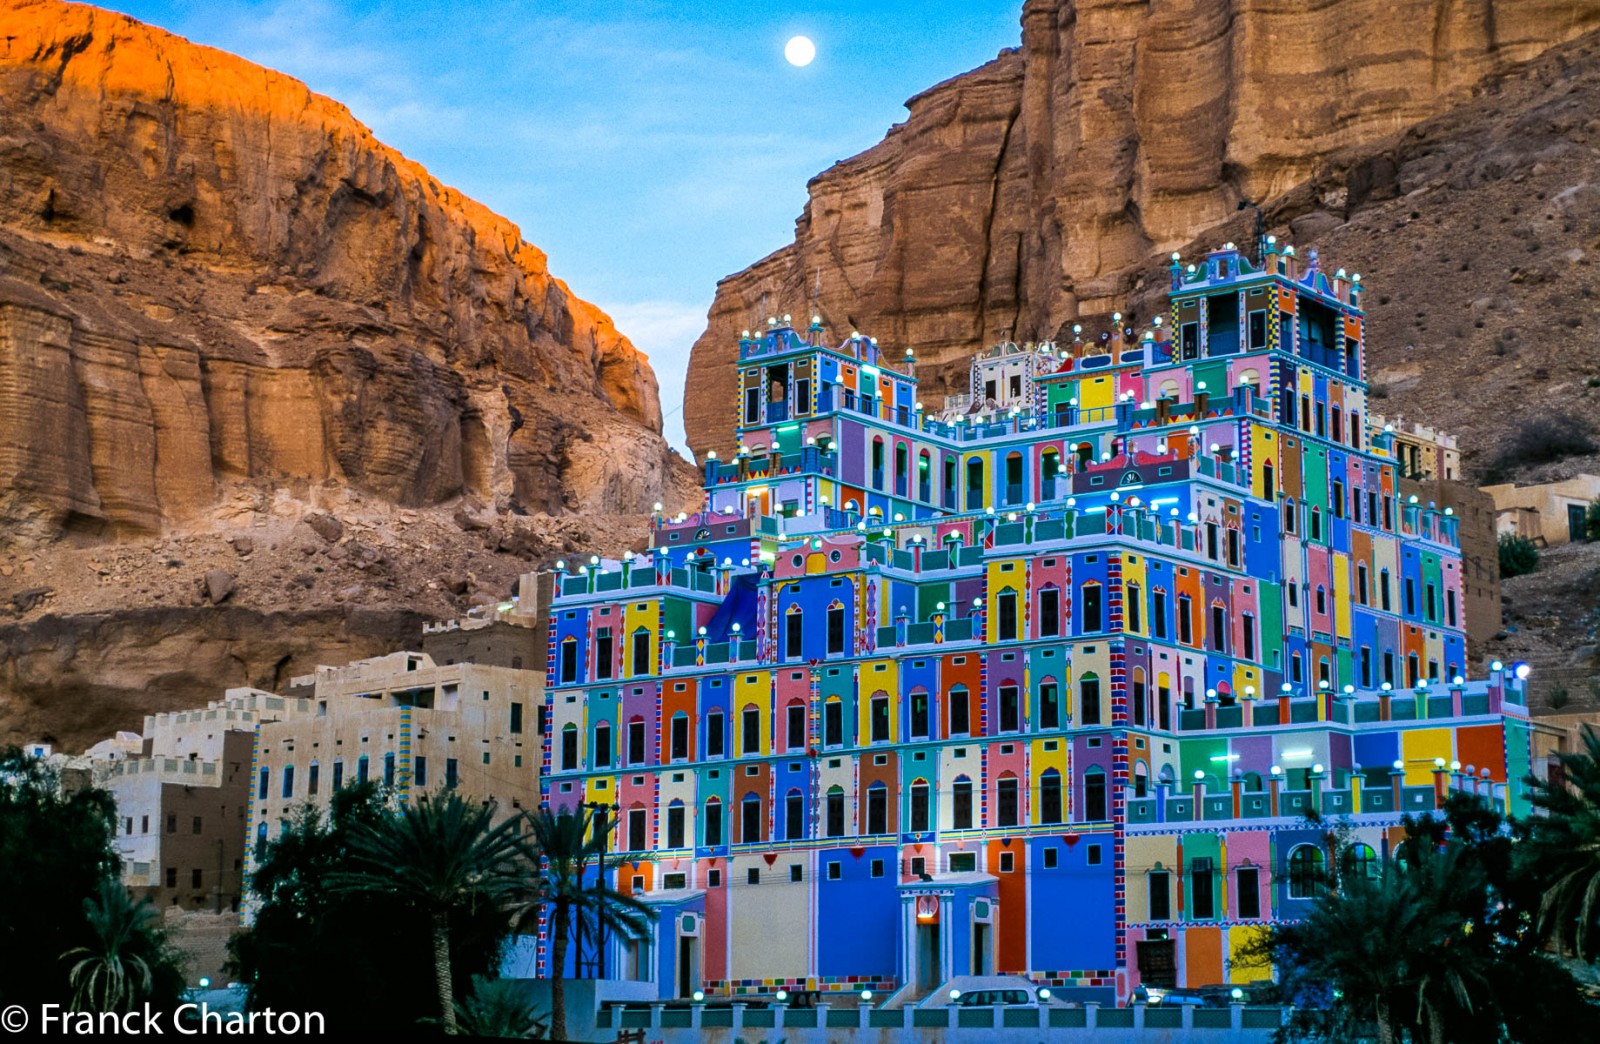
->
0, 0, 693, 548
686, 0, 1600, 459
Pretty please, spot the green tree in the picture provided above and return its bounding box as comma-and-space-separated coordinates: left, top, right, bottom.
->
1497, 533, 1539, 578
330, 790, 532, 1035
1520, 726, 1600, 960
516, 807, 654, 1043
0, 747, 122, 1006
64, 878, 185, 1013
1585, 497, 1600, 542
229, 783, 514, 1035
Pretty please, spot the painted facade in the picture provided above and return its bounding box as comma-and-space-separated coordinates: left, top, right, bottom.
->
541, 243, 1534, 1005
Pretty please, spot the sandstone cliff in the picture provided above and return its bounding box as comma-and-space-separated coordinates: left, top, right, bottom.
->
0, 0, 693, 547
686, 0, 1600, 459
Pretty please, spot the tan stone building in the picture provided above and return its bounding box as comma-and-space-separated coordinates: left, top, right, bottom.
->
246, 652, 543, 875
1371, 413, 1461, 482
1483, 474, 1600, 547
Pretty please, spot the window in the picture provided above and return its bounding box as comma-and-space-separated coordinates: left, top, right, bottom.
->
628, 719, 647, 764
826, 605, 846, 654
1288, 845, 1327, 899
741, 706, 760, 754
785, 612, 802, 660
628, 808, 648, 851
444, 758, 457, 789
1082, 585, 1103, 632
1040, 683, 1061, 729
910, 691, 929, 739
1190, 857, 1215, 919
950, 688, 970, 734
871, 859, 885, 878
559, 638, 578, 684
1080, 675, 1101, 726
998, 851, 1016, 873
1126, 583, 1142, 632
1084, 770, 1107, 821
1210, 605, 1227, 652
827, 861, 841, 881
167, 813, 177, 834
561, 726, 579, 770
1447, 589, 1458, 627
997, 776, 1019, 827
1358, 564, 1369, 604
1087, 844, 1102, 866
509, 702, 524, 735
910, 780, 930, 832
595, 628, 612, 679
825, 788, 846, 837
1039, 588, 1060, 636
741, 795, 762, 843
1152, 589, 1169, 639
1177, 595, 1193, 644
257, 768, 268, 800
1149, 870, 1171, 920
1405, 578, 1417, 616
307, 763, 319, 797
952, 778, 974, 829
786, 704, 806, 750
704, 798, 723, 846
414, 756, 427, 787
1133, 676, 1147, 727
866, 784, 888, 834
631, 630, 650, 675
281, 765, 294, 799
785, 791, 804, 839
1380, 570, 1392, 611
1342, 844, 1379, 886
999, 685, 1020, 732
666, 804, 685, 848
594, 722, 612, 768
747, 867, 760, 885
332, 761, 343, 791
671, 715, 690, 760
1043, 847, 1059, 869
997, 590, 1018, 640
705, 710, 724, 758
790, 864, 803, 883
824, 701, 843, 746
1242, 613, 1256, 661
870, 694, 890, 743
166, 867, 177, 889
1040, 770, 1063, 824
1238, 866, 1261, 919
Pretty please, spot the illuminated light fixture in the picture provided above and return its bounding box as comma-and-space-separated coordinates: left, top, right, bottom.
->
1281, 749, 1313, 760
698, 626, 707, 636
1006, 513, 1018, 522
1452, 675, 1465, 685
1113, 312, 1123, 322
555, 560, 566, 570
1381, 682, 1393, 692
741, 330, 750, 337
950, 990, 962, 1001
1490, 660, 1504, 672
1318, 680, 1330, 690
936, 602, 946, 611
776, 990, 788, 1002
1205, 688, 1218, 699
1514, 663, 1531, 680
1171, 252, 1181, 261
652, 501, 663, 512
861, 990, 874, 1002
1434, 757, 1446, 769
1270, 765, 1282, 776
1393, 760, 1405, 770
1285, 246, 1296, 255
590, 555, 600, 566
1353, 274, 1362, 282
1450, 760, 1462, 772
1312, 763, 1325, 774
972, 597, 984, 607
1343, 684, 1355, 695
1194, 770, 1205, 780
1244, 686, 1256, 697
1266, 235, 1277, 244
1039, 988, 1052, 1001
1210, 753, 1240, 763
1026, 502, 1036, 511
693, 991, 705, 1002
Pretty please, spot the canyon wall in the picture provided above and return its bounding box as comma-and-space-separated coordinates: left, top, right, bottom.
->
686, 0, 1600, 458
0, 0, 692, 549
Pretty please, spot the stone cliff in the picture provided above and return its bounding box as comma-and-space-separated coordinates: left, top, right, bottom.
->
0, 0, 693, 547
686, 0, 1600, 459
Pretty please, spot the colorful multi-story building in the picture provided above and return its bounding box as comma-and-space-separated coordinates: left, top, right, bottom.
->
540, 242, 1534, 1005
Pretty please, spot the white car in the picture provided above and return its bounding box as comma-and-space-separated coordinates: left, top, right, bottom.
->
919, 975, 1058, 1008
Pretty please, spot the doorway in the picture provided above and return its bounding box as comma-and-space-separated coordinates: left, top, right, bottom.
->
916, 921, 941, 993
972, 923, 991, 976
677, 935, 700, 998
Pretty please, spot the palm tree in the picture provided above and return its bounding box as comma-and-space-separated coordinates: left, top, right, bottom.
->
515, 807, 654, 1043
330, 791, 533, 1034
64, 879, 163, 1013
1522, 725, 1600, 960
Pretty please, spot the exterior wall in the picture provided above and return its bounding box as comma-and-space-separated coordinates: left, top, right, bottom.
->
141, 690, 315, 762
1483, 474, 1600, 547
422, 617, 546, 670
542, 244, 1534, 1005
1399, 477, 1499, 658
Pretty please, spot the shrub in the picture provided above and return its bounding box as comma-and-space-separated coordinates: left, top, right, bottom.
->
1586, 498, 1600, 542
1484, 412, 1599, 481
1499, 533, 1540, 578
1550, 685, 1571, 710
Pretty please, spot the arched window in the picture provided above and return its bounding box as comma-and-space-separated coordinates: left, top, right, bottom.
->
740, 793, 763, 843
866, 782, 889, 835
895, 443, 909, 497
703, 796, 723, 846
952, 776, 974, 829
1342, 843, 1379, 885
918, 450, 932, 501
558, 636, 579, 684
670, 712, 690, 760
1079, 672, 1102, 726
997, 773, 1020, 827
784, 788, 804, 839
665, 799, 687, 848
909, 779, 930, 832
1040, 769, 1063, 824
825, 786, 846, 837
871, 436, 886, 490
1288, 844, 1327, 899
560, 724, 579, 771
949, 685, 971, 735
704, 710, 724, 759
1004, 451, 1023, 504
593, 721, 612, 768
741, 705, 761, 754
1133, 762, 1149, 798
965, 457, 985, 510
1084, 768, 1107, 821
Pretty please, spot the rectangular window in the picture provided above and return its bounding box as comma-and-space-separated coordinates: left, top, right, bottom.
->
1177, 595, 1193, 645
706, 711, 725, 758
414, 756, 427, 787
1238, 867, 1261, 919
997, 777, 1019, 827
1043, 847, 1058, 869
1039, 588, 1060, 637
307, 763, 320, 797
999, 851, 1015, 873
384, 752, 396, 788
910, 691, 929, 739
1040, 684, 1060, 729
910, 785, 930, 832
509, 703, 523, 734
1152, 591, 1168, 639
704, 803, 722, 846
1210, 605, 1227, 652
786, 704, 805, 750
824, 702, 843, 746
747, 867, 760, 885
999, 685, 1020, 733
332, 761, 344, 791
629, 720, 647, 764
631, 631, 650, 675
1191, 858, 1216, 920
1087, 844, 1102, 866
953, 782, 973, 829
666, 805, 685, 848
827, 861, 841, 880
1248, 310, 1267, 350
559, 641, 577, 684
1085, 773, 1107, 820
785, 613, 803, 659
950, 692, 970, 735
742, 707, 761, 754
1242, 614, 1256, 661
281, 765, 294, 799
785, 793, 804, 838
1082, 585, 1103, 632
867, 788, 888, 834
444, 758, 457, 789
826, 790, 845, 837
870, 696, 890, 743
1149, 871, 1171, 920
744, 386, 759, 423
1081, 677, 1101, 726
826, 605, 846, 654
742, 799, 762, 842
1127, 584, 1142, 633
671, 716, 690, 760
166, 814, 177, 834
1447, 590, 1458, 627
997, 591, 1018, 641
628, 808, 648, 851
790, 864, 803, 883
595, 629, 612, 679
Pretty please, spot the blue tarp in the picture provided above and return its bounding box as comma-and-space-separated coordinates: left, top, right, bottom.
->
704, 571, 759, 644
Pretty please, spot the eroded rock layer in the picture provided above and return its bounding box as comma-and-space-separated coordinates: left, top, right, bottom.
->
0, 0, 691, 547
687, 0, 1600, 458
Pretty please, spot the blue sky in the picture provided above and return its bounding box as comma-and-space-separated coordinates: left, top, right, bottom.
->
102, 1, 1022, 453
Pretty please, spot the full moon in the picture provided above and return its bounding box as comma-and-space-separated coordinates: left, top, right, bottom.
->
785, 35, 816, 67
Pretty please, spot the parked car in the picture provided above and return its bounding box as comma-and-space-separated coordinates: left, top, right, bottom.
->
1130, 985, 1206, 1006
920, 975, 1052, 1008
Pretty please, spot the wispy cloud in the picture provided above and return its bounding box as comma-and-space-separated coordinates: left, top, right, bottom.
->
604, 299, 712, 456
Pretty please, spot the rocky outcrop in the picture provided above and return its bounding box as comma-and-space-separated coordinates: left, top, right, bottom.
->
0, 0, 695, 548
686, 0, 1600, 458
